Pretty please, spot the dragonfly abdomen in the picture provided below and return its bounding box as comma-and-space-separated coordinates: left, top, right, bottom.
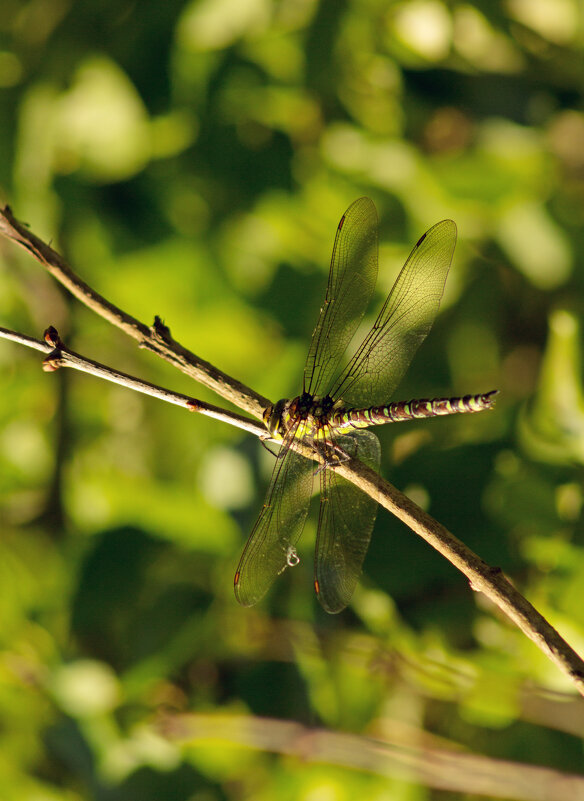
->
333, 390, 498, 429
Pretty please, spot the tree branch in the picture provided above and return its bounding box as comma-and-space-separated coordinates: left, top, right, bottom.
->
0, 205, 269, 418
1, 205, 583, 695
161, 712, 584, 800
335, 457, 584, 694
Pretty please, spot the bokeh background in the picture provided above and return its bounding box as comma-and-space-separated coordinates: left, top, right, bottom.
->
1, 1, 584, 799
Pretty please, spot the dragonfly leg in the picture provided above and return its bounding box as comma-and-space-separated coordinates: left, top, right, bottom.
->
259, 436, 282, 458
313, 439, 352, 475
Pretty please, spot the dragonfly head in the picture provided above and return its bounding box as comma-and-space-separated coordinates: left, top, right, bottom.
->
263, 398, 288, 439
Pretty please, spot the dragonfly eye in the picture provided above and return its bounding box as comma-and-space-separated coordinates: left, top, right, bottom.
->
264, 399, 288, 437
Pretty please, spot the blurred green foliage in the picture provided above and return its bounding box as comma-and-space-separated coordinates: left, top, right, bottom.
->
1, 0, 584, 799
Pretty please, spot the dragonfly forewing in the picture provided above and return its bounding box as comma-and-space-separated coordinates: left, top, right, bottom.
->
315, 430, 381, 613
234, 444, 315, 607
332, 219, 457, 409
304, 197, 379, 397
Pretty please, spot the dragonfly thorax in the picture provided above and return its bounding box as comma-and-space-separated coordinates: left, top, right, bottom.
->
263, 393, 340, 440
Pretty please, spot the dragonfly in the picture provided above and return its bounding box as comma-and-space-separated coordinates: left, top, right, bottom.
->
234, 197, 497, 613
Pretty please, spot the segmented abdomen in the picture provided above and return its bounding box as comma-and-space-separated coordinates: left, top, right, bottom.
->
333, 390, 498, 430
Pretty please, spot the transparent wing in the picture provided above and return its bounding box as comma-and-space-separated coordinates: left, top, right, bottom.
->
331, 219, 457, 408
304, 197, 378, 397
234, 444, 315, 607
314, 430, 381, 613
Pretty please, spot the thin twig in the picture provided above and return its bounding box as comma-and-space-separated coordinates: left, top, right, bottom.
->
1, 206, 584, 695
0, 326, 266, 438
0, 205, 269, 418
